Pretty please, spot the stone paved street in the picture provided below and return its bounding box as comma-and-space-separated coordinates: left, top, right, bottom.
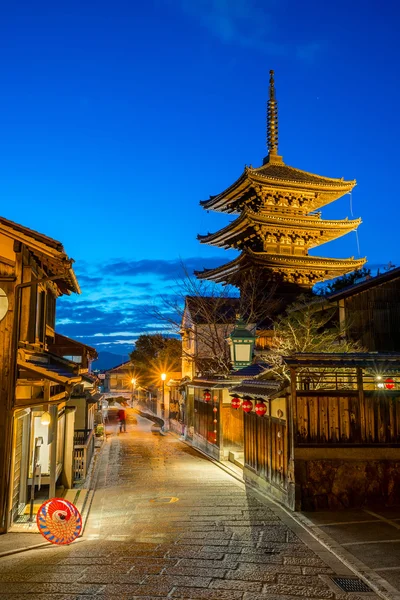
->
0, 412, 378, 599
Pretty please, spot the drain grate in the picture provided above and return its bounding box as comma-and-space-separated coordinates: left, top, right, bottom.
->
332, 577, 372, 593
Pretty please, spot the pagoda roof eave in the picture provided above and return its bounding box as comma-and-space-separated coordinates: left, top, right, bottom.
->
198, 209, 362, 248
200, 170, 250, 212
200, 162, 356, 213
195, 251, 366, 284
248, 248, 366, 270
249, 162, 356, 192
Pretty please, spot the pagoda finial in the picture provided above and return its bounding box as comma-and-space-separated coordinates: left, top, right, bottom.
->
267, 69, 279, 157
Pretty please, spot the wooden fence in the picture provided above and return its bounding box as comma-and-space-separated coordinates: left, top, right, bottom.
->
73, 428, 95, 481
244, 411, 287, 490
296, 392, 400, 445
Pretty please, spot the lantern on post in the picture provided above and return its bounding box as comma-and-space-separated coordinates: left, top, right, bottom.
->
242, 398, 253, 413
255, 400, 267, 417
203, 389, 211, 402
231, 395, 241, 410
228, 315, 256, 370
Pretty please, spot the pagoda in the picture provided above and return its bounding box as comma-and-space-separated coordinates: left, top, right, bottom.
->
196, 71, 365, 297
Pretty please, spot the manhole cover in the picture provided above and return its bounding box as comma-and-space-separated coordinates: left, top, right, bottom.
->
150, 497, 179, 504
332, 577, 372, 593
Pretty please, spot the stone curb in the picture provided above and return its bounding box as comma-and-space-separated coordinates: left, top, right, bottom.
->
168, 428, 398, 600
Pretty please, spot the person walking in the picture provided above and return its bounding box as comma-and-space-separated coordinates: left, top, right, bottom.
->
118, 407, 127, 433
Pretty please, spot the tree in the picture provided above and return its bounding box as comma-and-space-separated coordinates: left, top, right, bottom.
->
150, 266, 281, 376
315, 267, 371, 295
129, 334, 181, 386
259, 296, 364, 382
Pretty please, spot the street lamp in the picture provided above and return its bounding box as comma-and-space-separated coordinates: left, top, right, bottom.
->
228, 315, 256, 370
161, 373, 166, 415
131, 378, 136, 406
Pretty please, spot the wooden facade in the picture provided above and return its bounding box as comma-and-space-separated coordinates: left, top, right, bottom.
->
104, 361, 135, 393
0, 216, 81, 532
231, 354, 400, 511
184, 379, 242, 461
328, 266, 400, 352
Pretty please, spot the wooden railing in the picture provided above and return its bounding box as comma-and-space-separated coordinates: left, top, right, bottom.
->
73, 429, 95, 482
244, 412, 287, 490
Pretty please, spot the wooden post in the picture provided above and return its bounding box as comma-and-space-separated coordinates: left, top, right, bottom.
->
357, 367, 366, 442
49, 403, 58, 498
268, 399, 272, 483
286, 368, 297, 508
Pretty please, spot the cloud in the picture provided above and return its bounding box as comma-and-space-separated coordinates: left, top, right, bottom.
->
175, 0, 321, 61
57, 255, 231, 354
101, 256, 227, 280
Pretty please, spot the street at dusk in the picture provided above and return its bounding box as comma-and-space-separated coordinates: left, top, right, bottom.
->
0, 411, 385, 599
1, 2, 400, 599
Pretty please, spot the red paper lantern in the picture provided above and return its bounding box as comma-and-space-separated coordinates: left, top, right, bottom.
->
203, 390, 211, 402
242, 398, 253, 413
255, 401, 267, 417
385, 378, 395, 390
231, 396, 241, 410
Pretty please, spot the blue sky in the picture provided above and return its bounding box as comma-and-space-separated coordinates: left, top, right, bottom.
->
1, 0, 399, 355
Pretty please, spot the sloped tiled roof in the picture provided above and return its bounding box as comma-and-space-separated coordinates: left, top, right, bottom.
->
0, 216, 64, 250
252, 162, 354, 188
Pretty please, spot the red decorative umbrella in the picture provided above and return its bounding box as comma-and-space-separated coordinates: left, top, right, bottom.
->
242, 398, 253, 413
37, 498, 82, 545
255, 400, 267, 417
231, 395, 241, 410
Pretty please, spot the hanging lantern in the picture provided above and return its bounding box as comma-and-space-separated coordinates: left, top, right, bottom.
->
255, 400, 267, 417
231, 395, 241, 410
242, 398, 253, 413
203, 390, 211, 402
385, 378, 395, 390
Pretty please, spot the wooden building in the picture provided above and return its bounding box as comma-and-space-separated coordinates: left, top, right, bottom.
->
196, 71, 365, 300
49, 334, 101, 484
183, 377, 243, 461
230, 353, 400, 510
181, 296, 240, 379
327, 266, 400, 352
103, 361, 135, 393
0, 216, 81, 531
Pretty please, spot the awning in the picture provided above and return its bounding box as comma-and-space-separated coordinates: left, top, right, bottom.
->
229, 379, 283, 400
18, 358, 82, 385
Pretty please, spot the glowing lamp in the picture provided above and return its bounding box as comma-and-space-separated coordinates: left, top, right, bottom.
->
385, 378, 395, 390
231, 395, 241, 410
242, 398, 253, 413
228, 316, 256, 370
255, 401, 267, 417
203, 390, 211, 402
41, 411, 51, 426
161, 373, 167, 381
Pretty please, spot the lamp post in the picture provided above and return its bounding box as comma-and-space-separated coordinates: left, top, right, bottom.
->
131, 378, 136, 406
228, 315, 256, 370
161, 373, 166, 418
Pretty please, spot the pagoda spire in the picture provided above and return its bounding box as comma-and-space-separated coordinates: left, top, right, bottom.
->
265, 70, 283, 164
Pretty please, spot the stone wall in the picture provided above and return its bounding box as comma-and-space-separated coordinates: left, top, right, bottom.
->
295, 458, 400, 510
